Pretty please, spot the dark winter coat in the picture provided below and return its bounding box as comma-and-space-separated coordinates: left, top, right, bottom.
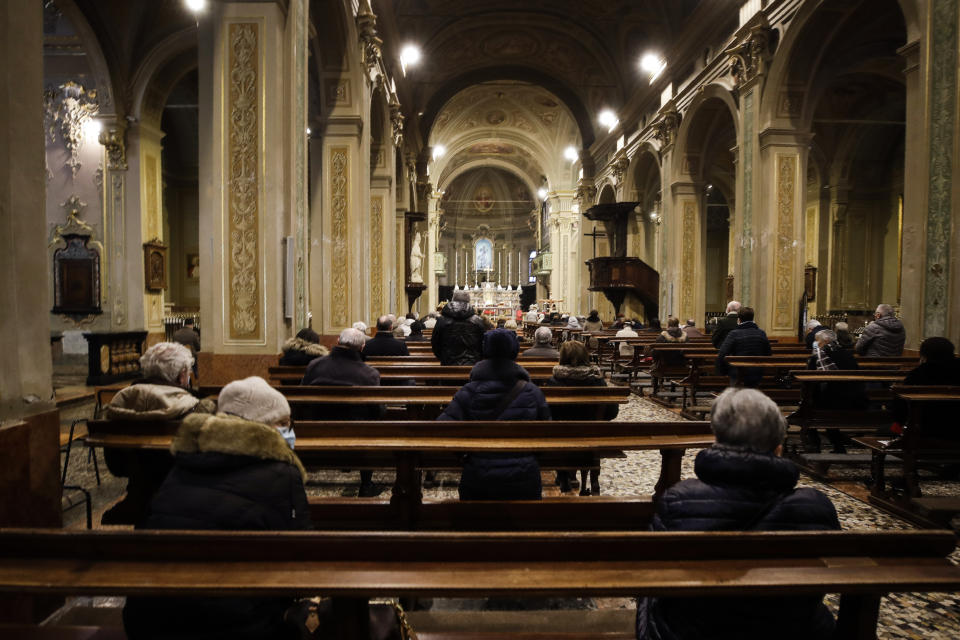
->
362, 331, 410, 357
299, 347, 383, 421
432, 300, 487, 365
715, 321, 772, 386
278, 336, 329, 366
855, 315, 906, 356
710, 313, 740, 348
682, 325, 704, 338
123, 414, 311, 640
806, 344, 868, 410
637, 446, 840, 640
892, 358, 960, 439
172, 326, 201, 355
546, 364, 618, 421
520, 344, 560, 360
439, 359, 550, 500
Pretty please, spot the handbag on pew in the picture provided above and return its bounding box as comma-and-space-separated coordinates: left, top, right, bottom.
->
285, 597, 417, 640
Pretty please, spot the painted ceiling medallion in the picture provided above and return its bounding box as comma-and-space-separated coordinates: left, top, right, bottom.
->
474, 186, 494, 212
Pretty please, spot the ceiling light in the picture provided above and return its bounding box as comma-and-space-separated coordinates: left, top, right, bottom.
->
564, 146, 579, 162
400, 44, 422, 75
537, 187, 548, 200
305, 127, 311, 135
571, 202, 580, 214
598, 109, 619, 132
184, 0, 207, 12
640, 53, 666, 82
432, 144, 446, 160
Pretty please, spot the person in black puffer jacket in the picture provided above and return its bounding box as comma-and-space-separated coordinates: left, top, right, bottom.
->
432, 290, 487, 365
123, 376, 310, 640
637, 387, 840, 640
715, 306, 772, 387
547, 341, 617, 495
891, 337, 960, 439
278, 327, 329, 366
439, 328, 551, 499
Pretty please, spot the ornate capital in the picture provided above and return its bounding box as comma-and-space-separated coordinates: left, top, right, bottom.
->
575, 179, 597, 207
43, 81, 100, 180
610, 152, 630, 185
356, 3, 383, 76
99, 122, 127, 171
653, 102, 680, 149
726, 19, 772, 89
389, 99, 404, 147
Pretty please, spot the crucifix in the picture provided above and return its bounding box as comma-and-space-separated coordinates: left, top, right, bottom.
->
583, 225, 607, 259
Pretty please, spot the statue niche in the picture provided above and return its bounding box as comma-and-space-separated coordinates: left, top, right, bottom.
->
584, 202, 659, 319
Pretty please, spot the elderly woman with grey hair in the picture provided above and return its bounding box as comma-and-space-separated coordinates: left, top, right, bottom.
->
520, 326, 560, 360
637, 388, 840, 640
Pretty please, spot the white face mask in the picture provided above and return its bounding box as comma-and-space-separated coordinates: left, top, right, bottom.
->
277, 425, 296, 450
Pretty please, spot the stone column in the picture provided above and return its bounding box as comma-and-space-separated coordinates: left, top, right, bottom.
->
426, 190, 441, 313
369, 174, 391, 319
756, 129, 809, 335
669, 181, 701, 323
546, 191, 580, 314
136, 122, 166, 342
198, 2, 307, 378
0, 0, 61, 540
735, 83, 760, 308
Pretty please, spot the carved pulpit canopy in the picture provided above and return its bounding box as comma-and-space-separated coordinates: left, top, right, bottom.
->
583, 202, 640, 258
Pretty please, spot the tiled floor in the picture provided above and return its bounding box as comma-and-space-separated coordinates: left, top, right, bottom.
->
60, 392, 960, 638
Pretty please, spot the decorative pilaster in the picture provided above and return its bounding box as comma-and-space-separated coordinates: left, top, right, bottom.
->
370, 194, 384, 318
680, 199, 698, 320
773, 154, 798, 330
290, 0, 309, 330
330, 146, 349, 327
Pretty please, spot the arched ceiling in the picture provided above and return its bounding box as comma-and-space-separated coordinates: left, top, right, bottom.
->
377, 0, 703, 146
430, 81, 581, 191
439, 166, 536, 239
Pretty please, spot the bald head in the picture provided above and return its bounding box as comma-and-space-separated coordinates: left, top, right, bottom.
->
726, 301, 741, 314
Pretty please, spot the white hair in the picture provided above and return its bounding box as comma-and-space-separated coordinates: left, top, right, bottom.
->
805, 319, 821, 331
504, 319, 518, 329
816, 329, 837, 345
140, 342, 193, 383
876, 303, 895, 317
338, 328, 366, 350
352, 321, 368, 333
534, 326, 553, 345
725, 300, 742, 314
710, 388, 785, 453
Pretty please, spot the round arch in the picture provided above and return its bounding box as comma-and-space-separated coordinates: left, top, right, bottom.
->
672, 84, 739, 179
622, 143, 661, 200
130, 29, 197, 125
438, 157, 542, 203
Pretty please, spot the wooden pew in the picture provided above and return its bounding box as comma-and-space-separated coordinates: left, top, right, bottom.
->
268, 363, 562, 386
786, 370, 906, 438
853, 386, 960, 527
86, 419, 712, 522
1, 528, 958, 640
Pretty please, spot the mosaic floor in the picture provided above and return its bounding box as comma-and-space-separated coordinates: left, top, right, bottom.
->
59, 392, 960, 638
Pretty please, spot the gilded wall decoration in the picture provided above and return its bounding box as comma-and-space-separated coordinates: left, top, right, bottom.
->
111, 174, 125, 326
227, 23, 261, 339
43, 81, 99, 180
294, 0, 308, 330
924, 0, 958, 337
805, 205, 818, 266
144, 155, 160, 240
331, 147, 349, 327
99, 123, 127, 171
370, 196, 384, 317
739, 90, 755, 304
681, 200, 697, 317
774, 155, 797, 329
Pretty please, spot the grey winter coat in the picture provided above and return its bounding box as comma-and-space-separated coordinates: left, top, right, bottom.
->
855, 315, 905, 356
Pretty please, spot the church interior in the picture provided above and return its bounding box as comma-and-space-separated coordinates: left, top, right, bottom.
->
2, 0, 960, 637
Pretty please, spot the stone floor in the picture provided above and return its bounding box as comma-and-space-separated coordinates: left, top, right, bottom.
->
57, 391, 960, 638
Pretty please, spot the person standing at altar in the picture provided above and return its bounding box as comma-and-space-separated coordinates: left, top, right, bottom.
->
432, 290, 486, 365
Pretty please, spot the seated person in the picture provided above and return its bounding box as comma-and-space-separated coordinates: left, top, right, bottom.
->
123, 376, 309, 640
521, 326, 560, 360
715, 307, 772, 387
439, 329, 551, 500
547, 341, 617, 495
805, 329, 867, 453
406, 319, 428, 341
104, 342, 215, 525
891, 337, 960, 439
637, 388, 840, 640
278, 327, 329, 366
363, 315, 410, 356
615, 320, 639, 359
301, 328, 385, 496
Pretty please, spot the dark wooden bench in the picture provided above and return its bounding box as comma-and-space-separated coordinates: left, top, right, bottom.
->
268, 363, 561, 385
1, 528, 958, 639
86, 419, 713, 524
786, 370, 906, 437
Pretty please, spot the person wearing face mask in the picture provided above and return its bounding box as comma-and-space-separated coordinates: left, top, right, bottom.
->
124, 375, 311, 640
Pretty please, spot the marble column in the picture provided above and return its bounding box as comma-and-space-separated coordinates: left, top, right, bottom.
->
756, 129, 809, 335
546, 191, 580, 314
669, 181, 701, 323
198, 2, 307, 377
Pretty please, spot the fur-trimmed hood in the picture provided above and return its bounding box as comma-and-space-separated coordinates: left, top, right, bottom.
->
281, 337, 329, 357
661, 328, 687, 342
172, 413, 307, 482
551, 363, 603, 381
105, 383, 208, 421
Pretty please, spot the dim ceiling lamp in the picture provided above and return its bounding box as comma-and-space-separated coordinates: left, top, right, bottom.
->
598, 109, 619, 132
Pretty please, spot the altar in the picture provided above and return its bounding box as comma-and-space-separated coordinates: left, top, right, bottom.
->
455, 282, 521, 316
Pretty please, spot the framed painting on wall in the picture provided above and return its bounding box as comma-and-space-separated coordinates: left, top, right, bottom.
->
144, 241, 167, 291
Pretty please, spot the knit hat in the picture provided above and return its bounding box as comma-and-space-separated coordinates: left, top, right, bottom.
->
218, 376, 290, 426
483, 328, 520, 360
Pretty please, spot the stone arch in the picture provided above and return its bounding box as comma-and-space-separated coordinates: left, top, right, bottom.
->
130, 29, 197, 127
597, 183, 616, 205
440, 158, 541, 205
672, 85, 739, 180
